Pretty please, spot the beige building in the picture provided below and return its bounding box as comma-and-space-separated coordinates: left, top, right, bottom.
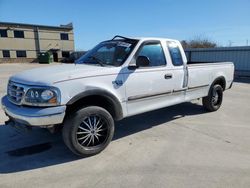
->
0, 22, 74, 63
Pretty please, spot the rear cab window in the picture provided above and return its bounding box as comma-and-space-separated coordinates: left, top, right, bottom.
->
167, 41, 183, 66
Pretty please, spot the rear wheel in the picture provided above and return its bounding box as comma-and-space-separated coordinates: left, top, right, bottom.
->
202, 84, 223, 112
62, 106, 114, 156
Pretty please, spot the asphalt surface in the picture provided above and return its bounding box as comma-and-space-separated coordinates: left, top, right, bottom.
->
0, 63, 250, 188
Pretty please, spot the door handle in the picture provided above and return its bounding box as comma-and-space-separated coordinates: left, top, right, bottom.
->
164, 74, 172, 79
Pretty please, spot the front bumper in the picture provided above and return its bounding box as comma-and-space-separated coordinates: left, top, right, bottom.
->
1, 96, 66, 126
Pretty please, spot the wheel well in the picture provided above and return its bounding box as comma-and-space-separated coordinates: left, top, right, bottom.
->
213, 76, 226, 90
66, 95, 123, 121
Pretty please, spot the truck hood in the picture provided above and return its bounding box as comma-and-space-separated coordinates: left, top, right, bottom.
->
10, 64, 119, 86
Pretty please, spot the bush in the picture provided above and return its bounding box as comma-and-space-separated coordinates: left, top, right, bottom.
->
181, 36, 217, 49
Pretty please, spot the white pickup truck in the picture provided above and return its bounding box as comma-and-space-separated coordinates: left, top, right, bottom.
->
1, 36, 234, 156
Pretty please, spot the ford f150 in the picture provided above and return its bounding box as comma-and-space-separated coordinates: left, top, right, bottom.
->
1, 36, 234, 156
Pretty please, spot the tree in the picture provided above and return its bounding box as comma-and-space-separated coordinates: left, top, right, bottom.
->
181, 37, 217, 49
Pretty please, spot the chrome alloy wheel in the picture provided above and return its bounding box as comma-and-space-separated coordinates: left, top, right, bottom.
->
76, 115, 108, 148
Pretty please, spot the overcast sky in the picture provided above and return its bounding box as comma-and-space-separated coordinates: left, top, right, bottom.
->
0, 0, 250, 50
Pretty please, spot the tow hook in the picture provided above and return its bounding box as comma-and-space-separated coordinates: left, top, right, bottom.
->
5, 119, 32, 132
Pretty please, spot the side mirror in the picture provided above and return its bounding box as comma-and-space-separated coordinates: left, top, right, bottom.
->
136, 56, 150, 67
127, 56, 150, 70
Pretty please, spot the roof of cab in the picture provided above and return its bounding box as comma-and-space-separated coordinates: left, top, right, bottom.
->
111, 35, 179, 42
130, 37, 180, 43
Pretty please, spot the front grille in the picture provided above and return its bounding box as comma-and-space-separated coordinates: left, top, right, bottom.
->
7, 81, 25, 105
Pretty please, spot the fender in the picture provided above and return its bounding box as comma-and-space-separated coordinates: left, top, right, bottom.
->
211, 76, 226, 90
205, 76, 226, 96
67, 89, 123, 120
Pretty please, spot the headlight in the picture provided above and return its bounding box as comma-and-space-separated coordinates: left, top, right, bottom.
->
24, 87, 60, 106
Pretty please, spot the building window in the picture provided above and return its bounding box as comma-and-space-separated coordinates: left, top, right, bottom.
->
14, 30, 25, 38
0, 29, 8, 37
62, 51, 70, 58
60, 33, 69, 40
2, 50, 10, 58
16, 50, 27, 57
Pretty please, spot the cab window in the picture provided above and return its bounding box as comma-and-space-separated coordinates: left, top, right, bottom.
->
167, 41, 183, 66
137, 42, 166, 67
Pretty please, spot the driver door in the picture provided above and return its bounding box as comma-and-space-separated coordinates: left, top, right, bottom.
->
124, 41, 175, 116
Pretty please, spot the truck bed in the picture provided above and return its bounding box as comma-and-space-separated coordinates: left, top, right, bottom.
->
187, 61, 229, 65
187, 60, 234, 86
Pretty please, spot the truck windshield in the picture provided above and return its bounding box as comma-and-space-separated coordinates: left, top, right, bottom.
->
76, 40, 138, 67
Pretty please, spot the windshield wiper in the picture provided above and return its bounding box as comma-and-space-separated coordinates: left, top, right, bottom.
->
87, 55, 105, 67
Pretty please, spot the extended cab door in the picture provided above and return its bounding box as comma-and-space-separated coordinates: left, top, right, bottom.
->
124, 40, 184, 116
166, 41, 188, 91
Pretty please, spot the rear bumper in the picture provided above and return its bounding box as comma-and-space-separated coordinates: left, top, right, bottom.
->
1, 96, 66, 126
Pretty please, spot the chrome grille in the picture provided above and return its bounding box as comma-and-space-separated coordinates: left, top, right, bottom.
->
7, 81, 25, 105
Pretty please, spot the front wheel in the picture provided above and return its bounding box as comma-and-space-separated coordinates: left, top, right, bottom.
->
202, 84, 223, 112
62, 106, 114, 157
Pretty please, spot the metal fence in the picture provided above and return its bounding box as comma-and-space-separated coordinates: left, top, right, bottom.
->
185, 46, 250, 76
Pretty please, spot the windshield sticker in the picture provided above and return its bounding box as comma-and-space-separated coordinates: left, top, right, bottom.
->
117, 42, 132, 48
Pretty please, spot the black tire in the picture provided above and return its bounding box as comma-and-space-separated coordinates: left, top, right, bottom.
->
62, 106, 114, 157
202, 84, 223, 112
